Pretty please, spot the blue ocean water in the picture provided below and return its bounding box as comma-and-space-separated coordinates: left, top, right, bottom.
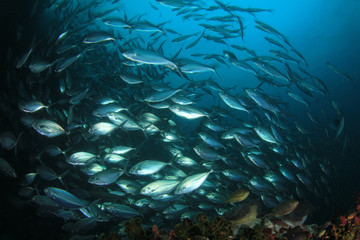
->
0, 0, 360, 239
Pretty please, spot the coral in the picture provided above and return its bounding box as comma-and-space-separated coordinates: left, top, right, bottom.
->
173, 213, 234, 240
123, 218, 147, 240
96, 195, 360, 240
97, 232, 121, 240
320, 215, 360, 240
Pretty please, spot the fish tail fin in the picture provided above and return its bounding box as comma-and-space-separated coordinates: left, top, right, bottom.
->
58, 170, 70, 186
170, 46, 183, 61
141, 128, 148, 139
35, 150, 45, 165
255, 81, 264, 90
122, 158, 131, 177
213, 69, 221, 80
118, 120, 129, 134
135, 138, 149, 154
169, 153, 180, 167
61, 146, 71, 158
34, 183, 40, 196
14, 131, 24, 158
31, 37, 42, 50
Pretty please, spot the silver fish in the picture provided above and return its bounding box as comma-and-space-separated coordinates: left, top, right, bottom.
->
120, 74, 143, 84
88, 122, 118, 135
141, 180, 180, 196
144, 89, 182, 103
107, 112, 142, 131
103, 154, 126, 165
32, 120, 66, 138
219, 92, 248, 112
198, 132, 225, 149
169, 105, 207, 119
83, 32, 115, 44
254, 126, 278, 144
129, 160, 169, 175
88, 169, 123, 185
81, 163, 107, 176
122, 49, 178, 70
104, 203, 141, 218
55, 53, 81, 73
44, 187, 86, 209
19, 100, 47, 113
175, 171, 212, 194
193, 145, 223, 161
68, 152, 97, 166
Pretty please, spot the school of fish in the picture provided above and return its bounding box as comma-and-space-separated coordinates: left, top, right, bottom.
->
0, 0, 352, 238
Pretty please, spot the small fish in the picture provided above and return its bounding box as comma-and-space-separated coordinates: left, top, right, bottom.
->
129, 160, 169, 175
288, 92, 309, 108
169, 105, 207, 119
0, 131, 18, 150
19, 100, 47, 113
194, 144, 223, 161
254, 126, 278, 144
226, 189, 250, 203
247, 154, 269, 168
44, 187, 86, 209
267, 199, 299, 218
122, 49, 178, 71
180, 61, 219, 79
335, 117, 344, 140
0, 157, 17, 178
92, 104, 126, 117
36, 165, 67, 185
107, 112, 142, 131
55, 53, 82, 73
32, 120, 66, 138
83, 32, 115, 44
120, 74, 143, 84
103, 18, 131, 28
144, 89, 182, 103
81, 163, 107, 176
198, 132, 225, 149
219, 92, 248, 112
172, 32, 199, 43
88, 168, 123, 185
104, 203, 141, 218
175, 156, 198, 167
245, 89, 280, 113
88, 122, 118, 135
68, 152, 97, 166
16, 39, 41, 69
141, 180, 180, 196
23, 173, 38, 185
326, 62, 352, 82
108, 145, 135, 155
175, 171, 212, 194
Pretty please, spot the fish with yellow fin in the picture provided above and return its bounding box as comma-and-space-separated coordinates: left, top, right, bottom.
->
266, 199, 299, 218
226, 189, 250, 203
